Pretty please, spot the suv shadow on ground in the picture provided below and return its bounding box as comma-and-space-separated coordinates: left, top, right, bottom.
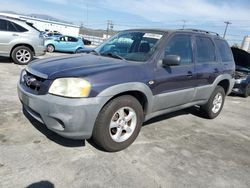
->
23, 105, 203, 150
0, 57, 12, 63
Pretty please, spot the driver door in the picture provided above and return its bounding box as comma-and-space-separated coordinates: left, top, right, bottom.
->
152, 34, 196, 112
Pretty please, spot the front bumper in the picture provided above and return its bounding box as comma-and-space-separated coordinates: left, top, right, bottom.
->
17, 82, 110, 139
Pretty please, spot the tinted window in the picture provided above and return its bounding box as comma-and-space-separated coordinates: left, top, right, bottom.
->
68, 37, 78, 42
196, 37, 216, 63
165, 35, 193, 65
215, 39, 233, 62
12, 22, 28, 32
7, 21, 17, 31
0, 19, 8, 31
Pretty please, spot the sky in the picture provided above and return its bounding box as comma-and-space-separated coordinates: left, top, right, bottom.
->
1, 0, 250, 45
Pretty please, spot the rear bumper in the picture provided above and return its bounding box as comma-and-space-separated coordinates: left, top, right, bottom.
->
34, 45, 46, 56
17, 82, 110, 139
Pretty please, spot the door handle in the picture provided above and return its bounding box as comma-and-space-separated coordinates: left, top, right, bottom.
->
12, 34, 19, 37
187, 71, 193, 78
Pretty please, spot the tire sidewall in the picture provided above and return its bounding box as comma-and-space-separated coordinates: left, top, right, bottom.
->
204, 86, 225, 119
47, 44, 55, 53
93, 96, 143, 152
11, 46, 33, 65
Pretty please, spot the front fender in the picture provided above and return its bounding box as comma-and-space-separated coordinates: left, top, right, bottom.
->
97, 82, 154, 114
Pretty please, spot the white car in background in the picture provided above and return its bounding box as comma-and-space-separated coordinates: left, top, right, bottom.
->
0, 16, 46, 65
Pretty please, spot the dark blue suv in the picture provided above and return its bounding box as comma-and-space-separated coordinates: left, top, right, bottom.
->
18, 29, 235, 151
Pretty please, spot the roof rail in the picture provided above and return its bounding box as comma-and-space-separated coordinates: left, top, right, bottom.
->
180, 28, 220, 36
0, 13, 26, 21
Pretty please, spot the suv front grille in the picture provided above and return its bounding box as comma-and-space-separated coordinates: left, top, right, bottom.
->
21, 71, 49, 94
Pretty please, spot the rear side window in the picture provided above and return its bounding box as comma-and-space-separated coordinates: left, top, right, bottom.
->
0, 19, 8, 31
215, 39, 233, 62
11, 22, 28, 32
68, 37, 78, 42
196, 36, 216, 63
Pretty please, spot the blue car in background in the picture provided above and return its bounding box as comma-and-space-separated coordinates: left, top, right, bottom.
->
45, 35, 84, 53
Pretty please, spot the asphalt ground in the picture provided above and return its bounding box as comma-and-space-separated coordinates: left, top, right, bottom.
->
0, 53, 250, 188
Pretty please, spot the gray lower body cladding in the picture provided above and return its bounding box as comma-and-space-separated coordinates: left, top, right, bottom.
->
17, 82, 110, 139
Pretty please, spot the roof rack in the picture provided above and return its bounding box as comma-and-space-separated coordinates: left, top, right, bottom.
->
0, 13, 26, 21
179, 29, 220, 36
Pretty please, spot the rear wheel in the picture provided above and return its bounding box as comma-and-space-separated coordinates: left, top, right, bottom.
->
47, 44, 55, 53
91, 95, 144, 152
11, 46, 33, 65
200, 86, 225, 119
75, 47, 83, 54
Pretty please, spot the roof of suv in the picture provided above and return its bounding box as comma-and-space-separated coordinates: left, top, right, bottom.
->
123, 28, 223, 39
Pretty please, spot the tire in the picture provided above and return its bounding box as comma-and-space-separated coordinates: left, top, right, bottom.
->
243, 83, 250, 98
75, 47, 83, 54
11, 46, 33, 65
201, 86, 225, 119
91, 95, 144, 152
47, 44, 55, 53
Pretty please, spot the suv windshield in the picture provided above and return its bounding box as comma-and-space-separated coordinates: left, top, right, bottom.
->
95, 31, 164, 62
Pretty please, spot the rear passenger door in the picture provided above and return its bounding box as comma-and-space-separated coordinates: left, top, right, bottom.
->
67, 36, 79, 51
0, 19, 14, 54
152, 34, 196, 111
193, 36, 223, 100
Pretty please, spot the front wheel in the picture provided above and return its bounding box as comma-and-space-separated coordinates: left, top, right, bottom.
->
91, 95, 144, 152
200, 86, 225, 119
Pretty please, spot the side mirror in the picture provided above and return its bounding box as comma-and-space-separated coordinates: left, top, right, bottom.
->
162, 55, 181, 66
55, 39, 60, 42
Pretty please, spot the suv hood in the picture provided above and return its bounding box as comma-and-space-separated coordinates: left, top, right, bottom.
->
27, 54, 128, 79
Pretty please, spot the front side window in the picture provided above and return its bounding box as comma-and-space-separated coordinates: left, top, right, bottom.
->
164, 35, 193, 65
95, 31, 163, 62
196, 36, 216, 63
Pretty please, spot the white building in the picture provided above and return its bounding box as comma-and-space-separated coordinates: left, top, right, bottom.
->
0, 13, 80, 37
242, 36, 250, 53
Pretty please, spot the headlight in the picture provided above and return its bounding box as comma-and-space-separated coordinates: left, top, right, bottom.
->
49, 78, 91, 98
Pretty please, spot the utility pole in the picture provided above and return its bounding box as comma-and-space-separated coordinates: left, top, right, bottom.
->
106, 20, 113, 38
223, 21, 232, 39
182, 20, 187, 29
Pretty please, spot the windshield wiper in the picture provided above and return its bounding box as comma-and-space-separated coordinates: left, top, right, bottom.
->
102, 53, 125, 60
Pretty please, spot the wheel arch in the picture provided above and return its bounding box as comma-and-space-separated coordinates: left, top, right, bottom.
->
10, 44, 35, 56
97, 82, 154, 115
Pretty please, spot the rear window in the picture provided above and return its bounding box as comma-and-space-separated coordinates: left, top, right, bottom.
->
196, 36, 216, 63
215, 39, 233, 62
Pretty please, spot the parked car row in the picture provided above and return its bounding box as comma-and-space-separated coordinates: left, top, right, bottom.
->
0, 15, 93, 64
